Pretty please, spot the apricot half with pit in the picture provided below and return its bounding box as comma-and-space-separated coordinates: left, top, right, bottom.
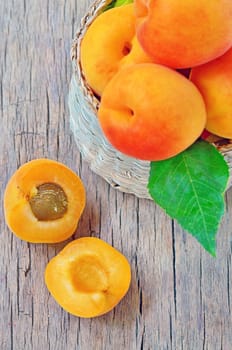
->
4, 159, 86, 243
98, 63, 207, 161
45, 237, 131, 318
80, 4, 155, 96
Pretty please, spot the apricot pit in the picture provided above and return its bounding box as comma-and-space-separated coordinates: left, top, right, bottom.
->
29, 182, 68, 221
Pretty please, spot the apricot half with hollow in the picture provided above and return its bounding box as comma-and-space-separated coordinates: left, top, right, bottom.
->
45, 237, 131, 318
4, 159, 86, 243
98, 63, 207, 161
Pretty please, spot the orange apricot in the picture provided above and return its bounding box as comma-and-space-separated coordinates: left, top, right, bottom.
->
135, 0, 232, 68
98, 63, 206, 161
45, 237, 131, 318
190, 47, 232, 139
80, 4, 155, 96
4, 159, 86, 243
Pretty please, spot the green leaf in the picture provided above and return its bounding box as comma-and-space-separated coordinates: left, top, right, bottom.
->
104, 0, 133, 11
148, 140, 229, 256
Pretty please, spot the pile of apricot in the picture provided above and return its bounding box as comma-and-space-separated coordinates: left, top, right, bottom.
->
80, 1, 232, 161
4, 159, 131, 317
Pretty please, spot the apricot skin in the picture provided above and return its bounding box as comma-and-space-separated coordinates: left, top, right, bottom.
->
190, 47, 232, 139
45, 237, 131, 318
98, 63, 206, 161
135, 0, 232, 68
4, 159, 86, 243
80, 4, 155, 96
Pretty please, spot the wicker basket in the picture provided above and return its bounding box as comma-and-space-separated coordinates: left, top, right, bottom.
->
69, 0, 232, 199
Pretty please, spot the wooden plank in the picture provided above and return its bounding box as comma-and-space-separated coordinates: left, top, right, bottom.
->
1, 0, 232, 349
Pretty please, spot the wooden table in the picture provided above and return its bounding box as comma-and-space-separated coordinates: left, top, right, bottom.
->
1, 1, 232, 349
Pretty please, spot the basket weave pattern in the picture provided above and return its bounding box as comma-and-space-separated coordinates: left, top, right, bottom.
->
69, 0, 232, 198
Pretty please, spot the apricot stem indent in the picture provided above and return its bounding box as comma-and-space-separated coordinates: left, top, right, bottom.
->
122, 42, 132, 56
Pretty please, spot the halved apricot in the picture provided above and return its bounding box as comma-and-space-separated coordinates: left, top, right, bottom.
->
4, 159, 86, 243
45, 237, 131, 318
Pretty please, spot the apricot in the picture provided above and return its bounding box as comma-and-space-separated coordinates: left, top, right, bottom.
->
4, 159, 86, 243
190, 47, 232, 139
45, 237, 131, 318
80, 4, 155, 96
135, 0, 232, 68
98, 63, 206, 161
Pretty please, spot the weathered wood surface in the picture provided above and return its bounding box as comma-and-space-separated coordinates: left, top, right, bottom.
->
0, 1, 232, 349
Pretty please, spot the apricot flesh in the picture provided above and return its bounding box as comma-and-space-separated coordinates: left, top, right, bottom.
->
135, 0, 232, 68
190, 47, 232, 139
4, 159, 86, 243
98, 63, 206, 161
80, 4, 155, 96
45, 237, 131, 318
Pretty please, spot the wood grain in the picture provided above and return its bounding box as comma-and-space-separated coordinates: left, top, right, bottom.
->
0, 1, 232, 349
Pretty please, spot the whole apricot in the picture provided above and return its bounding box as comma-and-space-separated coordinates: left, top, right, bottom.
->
98, 63, 206, 161
45, 237, 131, 318
4, 159, 86, 243
190, 47, 232, 139
80, 4, 155, 96
135, 0, 232, 68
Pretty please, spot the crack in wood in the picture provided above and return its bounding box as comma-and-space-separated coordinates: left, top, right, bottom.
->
171, 220, 177, 318
10, 304, 13, 350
